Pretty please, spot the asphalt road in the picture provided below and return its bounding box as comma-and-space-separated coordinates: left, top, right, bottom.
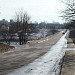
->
0, 31, 63, 75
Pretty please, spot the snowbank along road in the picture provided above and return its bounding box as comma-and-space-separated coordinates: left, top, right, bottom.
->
4, 31, 68, 75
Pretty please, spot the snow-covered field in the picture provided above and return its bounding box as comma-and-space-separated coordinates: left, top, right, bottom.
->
6, 32, 68, 75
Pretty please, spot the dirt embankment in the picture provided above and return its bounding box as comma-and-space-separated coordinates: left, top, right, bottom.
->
60, 50, 75, 75
61, 33, 75, 75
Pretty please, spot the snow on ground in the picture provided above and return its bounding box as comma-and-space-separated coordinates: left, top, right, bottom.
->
6, 32, 68, 75
65, 48, 75, 51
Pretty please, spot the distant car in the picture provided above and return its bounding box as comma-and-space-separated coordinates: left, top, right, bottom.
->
62, 32, 65, 34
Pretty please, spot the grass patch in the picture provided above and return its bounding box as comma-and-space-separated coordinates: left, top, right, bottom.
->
0, 44, 15, 53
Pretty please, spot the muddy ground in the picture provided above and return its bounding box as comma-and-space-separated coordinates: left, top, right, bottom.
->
61, 34, 75, 75
60, 50, 75, 75
0, 32, 63, 75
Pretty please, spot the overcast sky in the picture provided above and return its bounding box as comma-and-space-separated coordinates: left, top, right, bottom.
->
0, 0, 65, 23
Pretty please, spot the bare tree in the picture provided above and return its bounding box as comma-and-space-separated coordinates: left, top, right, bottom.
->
14, 9, 31, 45
61, 0, 75, 43
61, 0, 75, 22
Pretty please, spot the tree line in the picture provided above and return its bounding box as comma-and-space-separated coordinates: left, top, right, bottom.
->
61, 0, 75, 43
0, 9, 64, 45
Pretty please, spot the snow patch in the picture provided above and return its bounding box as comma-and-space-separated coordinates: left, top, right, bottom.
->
6, 32, 68, 75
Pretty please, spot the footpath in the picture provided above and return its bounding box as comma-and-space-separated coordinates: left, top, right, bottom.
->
60, 36, 75, 75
